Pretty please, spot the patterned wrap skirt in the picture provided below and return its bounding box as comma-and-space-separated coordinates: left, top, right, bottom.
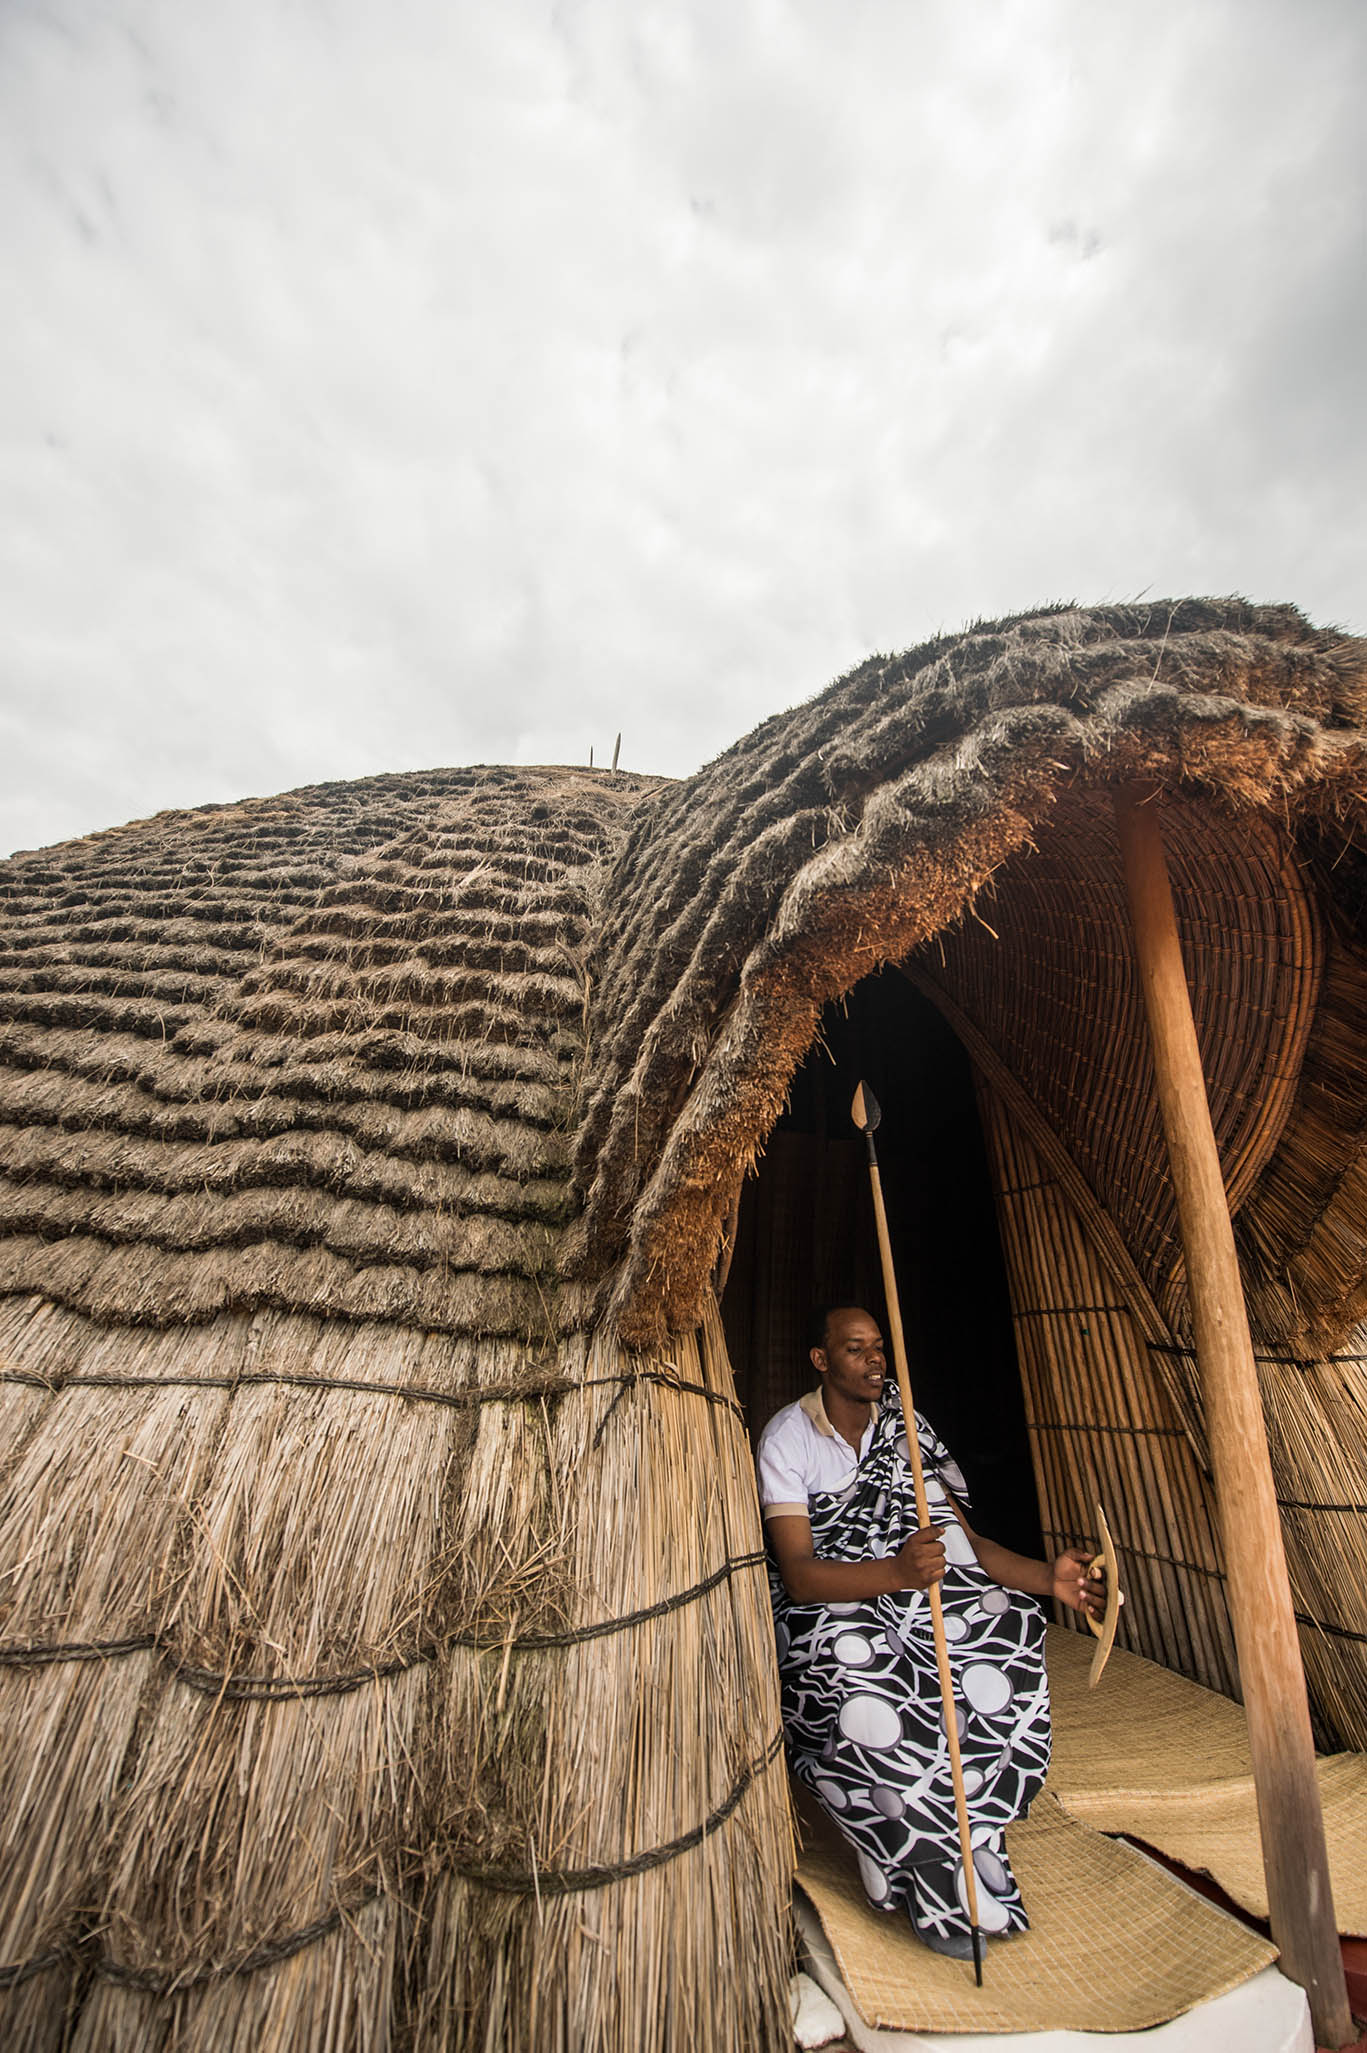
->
769, 1384, 1050, 1938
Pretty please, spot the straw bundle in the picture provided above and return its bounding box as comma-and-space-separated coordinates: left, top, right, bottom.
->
0, 1298, 791, 2050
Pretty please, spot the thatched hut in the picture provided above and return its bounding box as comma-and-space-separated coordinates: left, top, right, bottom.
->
2, 599, 1366, 2051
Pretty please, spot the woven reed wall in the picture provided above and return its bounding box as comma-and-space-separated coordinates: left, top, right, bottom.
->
975, 1086, 1367, 1753
974, 1086, 1238, 1696
0, 1293, 791, 2053
1247, 1335, 1367, 1752
1235, 928, 1367, 1349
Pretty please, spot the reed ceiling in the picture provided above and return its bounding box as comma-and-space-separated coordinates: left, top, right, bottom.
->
913, 788, 1322, 1338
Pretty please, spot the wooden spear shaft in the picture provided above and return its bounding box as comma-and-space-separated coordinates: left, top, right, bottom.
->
852, 1082, 984, 1983
1114, 785, 1354, 2049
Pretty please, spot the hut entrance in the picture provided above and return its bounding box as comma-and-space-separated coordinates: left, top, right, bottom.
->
720, 966, 1042, 1559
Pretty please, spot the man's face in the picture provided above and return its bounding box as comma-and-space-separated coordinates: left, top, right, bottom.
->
813, 1307, 886, 1406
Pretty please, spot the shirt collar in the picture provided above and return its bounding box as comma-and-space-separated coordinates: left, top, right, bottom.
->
798, 1387, 835, 1437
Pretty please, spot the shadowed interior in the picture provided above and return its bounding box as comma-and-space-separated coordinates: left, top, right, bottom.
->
721, 967, 1044, 1563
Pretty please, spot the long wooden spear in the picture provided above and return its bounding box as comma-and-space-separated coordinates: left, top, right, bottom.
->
851, 1080, 984, 1984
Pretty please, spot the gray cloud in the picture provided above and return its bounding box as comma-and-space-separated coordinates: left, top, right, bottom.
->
3, 0, 1363, 854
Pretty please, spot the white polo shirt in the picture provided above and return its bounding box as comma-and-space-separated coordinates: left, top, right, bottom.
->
755, 1389, 875, 1520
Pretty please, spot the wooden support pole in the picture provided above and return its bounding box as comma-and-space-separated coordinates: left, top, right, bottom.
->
1114, 784, 1354, 2050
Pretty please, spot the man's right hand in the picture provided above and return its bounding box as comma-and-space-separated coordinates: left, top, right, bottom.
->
767, 1512, 950, 1604
894, 1523, 947, 1590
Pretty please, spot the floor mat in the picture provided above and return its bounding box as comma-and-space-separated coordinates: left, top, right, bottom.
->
1046, 1624, 1367, 1934
794, 1787, 1277, 2035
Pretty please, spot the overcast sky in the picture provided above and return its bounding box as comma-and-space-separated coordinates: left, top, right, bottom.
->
4, 0, 1364, 856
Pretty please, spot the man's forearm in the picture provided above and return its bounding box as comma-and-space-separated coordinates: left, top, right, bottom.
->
777, 1553, 909, 1604
968, 1534, 1053, 1598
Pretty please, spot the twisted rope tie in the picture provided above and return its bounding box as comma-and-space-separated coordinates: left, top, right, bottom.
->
449, 1731, 786, 1895
0, 1732, 786, 1991
0, 1362, 744, 1420
0, 1553, 769, 1691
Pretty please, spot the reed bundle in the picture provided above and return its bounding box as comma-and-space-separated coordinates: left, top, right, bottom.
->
0, 1299, 791, 2050
0, 763, 791, 2048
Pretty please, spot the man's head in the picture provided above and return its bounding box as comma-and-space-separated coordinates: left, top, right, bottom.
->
809, 1304, 886, 1408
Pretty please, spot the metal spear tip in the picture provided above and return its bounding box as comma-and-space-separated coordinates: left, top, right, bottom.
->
850, 1080, 882, 1134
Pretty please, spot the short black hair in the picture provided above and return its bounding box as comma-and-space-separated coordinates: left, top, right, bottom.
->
807, 1302, 868, 1355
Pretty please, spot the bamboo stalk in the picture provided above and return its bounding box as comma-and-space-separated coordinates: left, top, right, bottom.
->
1114, 783, 1354, 2051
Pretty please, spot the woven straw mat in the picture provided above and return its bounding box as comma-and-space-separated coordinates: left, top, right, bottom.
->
794, 1787, 1275, 2035
1046, 1623, 1367, 1934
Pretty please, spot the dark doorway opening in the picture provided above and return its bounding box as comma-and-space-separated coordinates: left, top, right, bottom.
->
720, 967, 1042, 1559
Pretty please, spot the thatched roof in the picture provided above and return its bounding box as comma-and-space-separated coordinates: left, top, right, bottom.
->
3, 597, 1367, 2052
5, 603, 1365, 1360
573, 599, 1367, 1346
0, 764, 657, 1337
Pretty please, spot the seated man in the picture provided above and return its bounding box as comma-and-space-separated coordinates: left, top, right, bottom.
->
757, 1303, 1104, 1958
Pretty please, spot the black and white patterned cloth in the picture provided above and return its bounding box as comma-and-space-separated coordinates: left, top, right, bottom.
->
768, 1381, 1050, 1939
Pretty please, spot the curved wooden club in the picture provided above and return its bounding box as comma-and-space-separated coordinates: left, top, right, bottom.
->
1086, 1504, 1122, 1688
851, 1081, 985, 1985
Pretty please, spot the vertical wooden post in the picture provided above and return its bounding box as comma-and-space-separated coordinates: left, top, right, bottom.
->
1114, 784, 1354, 2050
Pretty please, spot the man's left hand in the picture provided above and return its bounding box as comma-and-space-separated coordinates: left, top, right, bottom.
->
1050, 1547, 1111, 1620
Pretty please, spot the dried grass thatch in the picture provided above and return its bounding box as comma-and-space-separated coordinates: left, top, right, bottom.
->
0, 1297, 789, 2051
575, 600, 1367, 1346
4, 599, 1367, 2047
0, 766, 657, 1337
